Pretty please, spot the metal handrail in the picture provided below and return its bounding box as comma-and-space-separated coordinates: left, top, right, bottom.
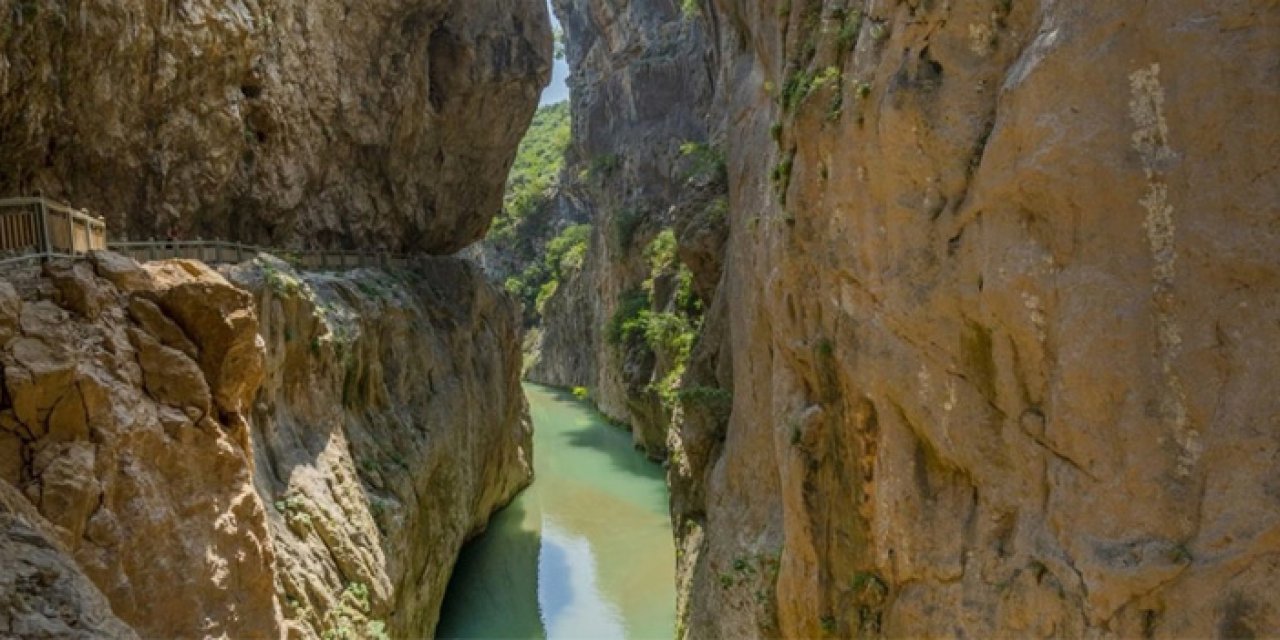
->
105, 240, 411, 271
0, 196, 412, 272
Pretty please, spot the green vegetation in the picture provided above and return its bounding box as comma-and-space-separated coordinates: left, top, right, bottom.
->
820, 615, 838, 634
606, 288, 652, 346
678, 386, 732, 422
586, 153, 622, 180
679, 141, 727, 184
261, 260, 303, 296
488, 102, 571, 245
710, 196, 729, 221
835, 8, 864, 54
572, 386, 590, 400
782, 66, 841, 112
772, 153, 795, 203
680, 0, 701, 19
321, 582, 390, 640
602, 230, 706, 410
504, 223, 591, 324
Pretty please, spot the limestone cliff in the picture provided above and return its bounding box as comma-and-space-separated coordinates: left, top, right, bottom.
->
232, 256, 532, 638
528, 0, 724, 458
539, 0, 1279, 637
0, 256, 280, 637
0, 0, 551, 253
0, 253, 531, 638
675, 0, 1280, 637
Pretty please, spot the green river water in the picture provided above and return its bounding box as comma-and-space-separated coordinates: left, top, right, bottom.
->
436, 383, 676, 639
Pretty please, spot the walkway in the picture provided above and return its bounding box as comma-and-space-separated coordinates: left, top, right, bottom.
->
0, 196, 408, 271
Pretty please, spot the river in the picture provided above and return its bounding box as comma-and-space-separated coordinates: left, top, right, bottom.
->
436, 383, 676, 639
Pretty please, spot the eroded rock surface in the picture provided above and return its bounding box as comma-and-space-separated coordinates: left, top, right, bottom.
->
675, 1, 1280, 637
228, 256, 532, 638
0, 252, 533, 638
0, 256, 278, 638
0, 0, 551, 253
528, 0, 723, 458
539, 0, 1280, 637
0, 482, 137, 640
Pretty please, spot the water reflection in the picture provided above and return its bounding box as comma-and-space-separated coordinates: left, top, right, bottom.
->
437, 384, 674, 639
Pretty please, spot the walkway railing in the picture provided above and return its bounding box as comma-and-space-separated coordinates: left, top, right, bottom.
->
108, 241, 412, 270
0, 196, 107, 265
0, 196, 410, 272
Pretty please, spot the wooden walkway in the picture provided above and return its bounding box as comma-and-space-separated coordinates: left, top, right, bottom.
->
0, 196, 409, 271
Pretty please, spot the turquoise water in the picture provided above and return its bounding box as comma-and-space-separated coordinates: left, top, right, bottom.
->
436, 384, 676, 639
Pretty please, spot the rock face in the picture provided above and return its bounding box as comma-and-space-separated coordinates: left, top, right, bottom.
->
528, 0, 723, 457
0, 256, 278, 638
542, 0, 1280, 637
0, 0, 551, 254
229, 256, 532, 638
0, 482, 137, 639
0, 253, 532, 638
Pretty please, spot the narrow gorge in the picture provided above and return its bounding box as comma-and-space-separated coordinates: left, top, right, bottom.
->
1, 0, 1277, 638
513, 0, 1280, 638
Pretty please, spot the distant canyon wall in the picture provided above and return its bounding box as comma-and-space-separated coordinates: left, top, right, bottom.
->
529, 0, 723, 458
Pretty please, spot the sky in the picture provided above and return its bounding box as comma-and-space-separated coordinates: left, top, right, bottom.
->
541, 1, 571, 105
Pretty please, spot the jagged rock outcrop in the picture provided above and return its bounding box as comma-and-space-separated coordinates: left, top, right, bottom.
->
0, 252, 533, 638
0, 0, 551, 253
528, 0, 724, 458
0, 256, 278, 638
666, 0, 1280, 638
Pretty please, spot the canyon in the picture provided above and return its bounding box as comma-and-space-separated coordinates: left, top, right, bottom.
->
0, 0, 549, 637
1, 0, 1277, 638
523, 0, 1280, 638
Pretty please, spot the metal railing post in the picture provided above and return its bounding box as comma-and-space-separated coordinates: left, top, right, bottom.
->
38, 198, 52, 259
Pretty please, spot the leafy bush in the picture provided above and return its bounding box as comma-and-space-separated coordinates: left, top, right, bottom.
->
835, 8, 863, 54
606, 288, 651, 346
645, 228, 679, 275
545, 223, 590, 273
505, 223, 591, 325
